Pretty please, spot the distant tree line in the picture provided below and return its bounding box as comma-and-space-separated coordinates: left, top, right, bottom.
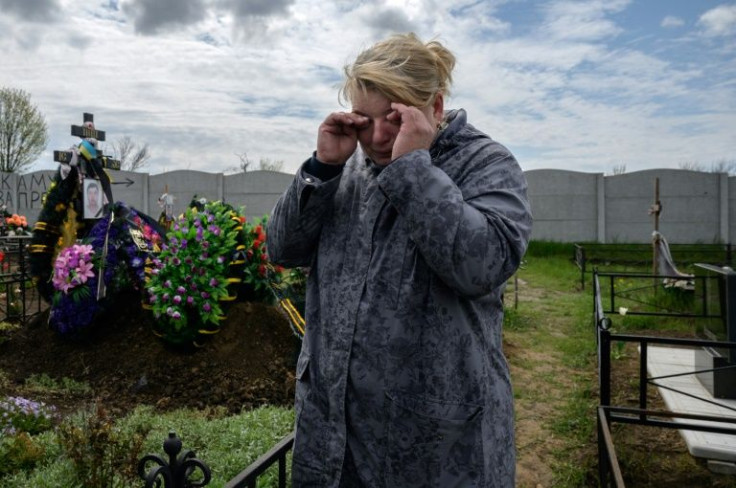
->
610, 159, 736, 176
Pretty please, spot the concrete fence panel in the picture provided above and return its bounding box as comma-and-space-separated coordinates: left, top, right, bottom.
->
224, 171, 295, 222
4, 166, 736, 244
525, 169, 602, 243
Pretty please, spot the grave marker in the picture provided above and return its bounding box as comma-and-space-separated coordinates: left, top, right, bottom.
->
53, 113, 121, 170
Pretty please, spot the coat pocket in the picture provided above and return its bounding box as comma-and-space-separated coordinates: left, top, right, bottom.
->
384, 393, 484, 487
291, 353, 328, 483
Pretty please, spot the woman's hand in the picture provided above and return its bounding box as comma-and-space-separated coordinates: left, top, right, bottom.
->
388, 103, 436, 162
316, 112, 369, 165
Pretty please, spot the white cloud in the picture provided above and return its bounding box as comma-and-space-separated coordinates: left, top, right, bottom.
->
538, 0, 630, 42
0, 0, 733, 178
698, 4, 736, 37
660, 15, 684, 29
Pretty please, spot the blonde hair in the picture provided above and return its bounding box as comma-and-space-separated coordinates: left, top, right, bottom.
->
340, 33, 456, 107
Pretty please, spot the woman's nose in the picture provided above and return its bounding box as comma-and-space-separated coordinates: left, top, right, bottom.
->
372, 119, 396, 145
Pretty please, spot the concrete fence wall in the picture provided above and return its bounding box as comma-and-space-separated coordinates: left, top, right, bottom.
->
2, 167, 733, 244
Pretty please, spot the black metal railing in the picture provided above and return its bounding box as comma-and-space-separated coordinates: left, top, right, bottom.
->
594, 270, 707, 317
594, 272, 736, 486
0, 235, 45, 325
575, 242, 733, 290
224, 432, 294, 488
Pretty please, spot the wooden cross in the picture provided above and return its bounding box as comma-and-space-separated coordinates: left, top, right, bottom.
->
53, 113, 121, 170
649, 177, 661, 280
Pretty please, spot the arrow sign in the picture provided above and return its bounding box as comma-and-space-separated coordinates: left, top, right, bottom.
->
111, 178, 135, 187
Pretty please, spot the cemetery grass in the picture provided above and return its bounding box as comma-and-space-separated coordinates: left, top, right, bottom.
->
1, 243, 736, 486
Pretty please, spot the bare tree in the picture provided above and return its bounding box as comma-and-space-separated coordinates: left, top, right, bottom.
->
678, 161, 706, 172
257, 157, 284, 172
678, 160, 736, 175
0, 87, 48, 173
223, 152, 253, 174
710, 159, 736, 175
611, 164, 627, 175
235, 152, 251, 172
111, 135, 150, 171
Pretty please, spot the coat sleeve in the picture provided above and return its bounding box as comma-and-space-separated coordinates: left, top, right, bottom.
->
266, 160, 343, 268
376, 144, 532, 298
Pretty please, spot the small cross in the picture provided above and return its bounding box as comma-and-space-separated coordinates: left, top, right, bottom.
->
53, 113, 120, 170
71, 112, 106, 141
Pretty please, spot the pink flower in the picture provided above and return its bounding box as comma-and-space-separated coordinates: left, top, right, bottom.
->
75, 259, 95, 284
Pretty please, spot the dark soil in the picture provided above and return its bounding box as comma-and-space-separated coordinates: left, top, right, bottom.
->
0, 293, 301, 418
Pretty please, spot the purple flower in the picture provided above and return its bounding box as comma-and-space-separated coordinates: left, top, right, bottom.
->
201, 291, 210, 299
209, 278, 218, 287
173, 295, 182, 305
203, 303, 211, 312
187, 296, 194, 305
176, 286, 186, 294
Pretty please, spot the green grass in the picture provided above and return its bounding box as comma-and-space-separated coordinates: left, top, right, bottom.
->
0, 405, 294, 487
24, 374, 92, 395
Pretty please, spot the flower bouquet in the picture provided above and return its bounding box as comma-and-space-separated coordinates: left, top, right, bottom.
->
49, 203, 164, 335
4, 213, 30, 236
145, 201, 245, 347
237, 216, 284, 304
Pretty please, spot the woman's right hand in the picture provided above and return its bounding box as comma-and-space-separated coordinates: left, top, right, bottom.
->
316, 112, 369, 165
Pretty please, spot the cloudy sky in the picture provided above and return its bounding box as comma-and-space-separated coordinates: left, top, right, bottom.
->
1, 0, 734, 175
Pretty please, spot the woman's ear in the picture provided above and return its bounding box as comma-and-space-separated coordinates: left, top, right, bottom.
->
433, 92, 445, 125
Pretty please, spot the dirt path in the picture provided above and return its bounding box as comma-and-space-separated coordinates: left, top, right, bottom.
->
504, 276, 583, 487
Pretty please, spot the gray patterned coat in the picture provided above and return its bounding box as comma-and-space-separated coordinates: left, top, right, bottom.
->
267, 109, 532, 487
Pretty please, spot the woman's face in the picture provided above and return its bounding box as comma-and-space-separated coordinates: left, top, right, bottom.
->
351, 89, 435, 166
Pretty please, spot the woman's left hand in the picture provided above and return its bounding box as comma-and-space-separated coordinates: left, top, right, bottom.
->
388, 103, 436, 162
